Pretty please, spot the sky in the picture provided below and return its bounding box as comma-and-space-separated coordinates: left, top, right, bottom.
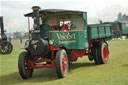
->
0, 0, 128, 32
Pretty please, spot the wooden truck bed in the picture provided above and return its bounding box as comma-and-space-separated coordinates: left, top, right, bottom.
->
87, 24, 112, 40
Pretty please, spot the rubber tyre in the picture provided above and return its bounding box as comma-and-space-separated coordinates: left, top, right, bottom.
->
0, 41, 13, 54
55, 49, 69, 78
93, 48, 100, 64
6, 41, 13, 54
98, 42, 109, 64
18, 52, 33, 79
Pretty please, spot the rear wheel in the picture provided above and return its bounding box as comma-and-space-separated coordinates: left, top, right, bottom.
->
18, 52, 33, 79
98, 42, 109, 64
93, 48, 100, 64
93, 41, 109, 64
55, 49, 69, 78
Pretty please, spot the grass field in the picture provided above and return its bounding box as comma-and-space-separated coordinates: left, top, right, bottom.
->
0, 39, 128, 85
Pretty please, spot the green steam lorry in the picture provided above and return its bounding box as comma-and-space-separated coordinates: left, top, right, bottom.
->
18, 6, 112, 79
0, 16, 13, 54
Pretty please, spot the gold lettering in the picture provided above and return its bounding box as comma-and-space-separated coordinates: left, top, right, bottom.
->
72, 34, 76, 39
57, 33, 61, 40
57, 33, 76, 40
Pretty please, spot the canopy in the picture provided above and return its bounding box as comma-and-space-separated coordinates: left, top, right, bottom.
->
24, 9, 87, 17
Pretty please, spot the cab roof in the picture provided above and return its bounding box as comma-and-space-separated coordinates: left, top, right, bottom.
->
24, 9, 87, 17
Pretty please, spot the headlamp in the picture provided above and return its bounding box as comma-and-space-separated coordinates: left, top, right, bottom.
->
49, 40, 54, 45
24, 40, 30, 47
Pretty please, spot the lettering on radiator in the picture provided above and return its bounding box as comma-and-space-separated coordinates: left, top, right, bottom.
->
57, 33, 76, 40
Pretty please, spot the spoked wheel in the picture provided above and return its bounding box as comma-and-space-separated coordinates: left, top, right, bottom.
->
18, 52, 33, 79
98, 42, 109, 64
55, 49, 69, 78
0, 41, 13, 54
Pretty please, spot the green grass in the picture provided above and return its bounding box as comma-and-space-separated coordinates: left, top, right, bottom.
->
0, 39, 128, 85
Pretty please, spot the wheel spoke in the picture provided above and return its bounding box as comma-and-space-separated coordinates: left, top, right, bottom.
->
62, 54, 67, 72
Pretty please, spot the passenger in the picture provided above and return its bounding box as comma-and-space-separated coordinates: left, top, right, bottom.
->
62, 24, 68, 31
19, 37, 23, 43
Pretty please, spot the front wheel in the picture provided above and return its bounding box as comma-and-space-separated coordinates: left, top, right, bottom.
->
55, 49, 69, 78
18, 52, 33, 79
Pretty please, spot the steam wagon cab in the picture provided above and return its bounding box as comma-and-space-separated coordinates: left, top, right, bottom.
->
18, 6, 112, 79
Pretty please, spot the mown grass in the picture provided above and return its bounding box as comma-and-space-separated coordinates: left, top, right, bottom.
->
0, 39, 128, 85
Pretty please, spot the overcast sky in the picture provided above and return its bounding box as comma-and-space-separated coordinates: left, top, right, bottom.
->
0, 0, 128, 32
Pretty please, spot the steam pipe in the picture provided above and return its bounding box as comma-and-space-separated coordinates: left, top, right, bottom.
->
0, 16, 4, 35
32, 6, 40, 30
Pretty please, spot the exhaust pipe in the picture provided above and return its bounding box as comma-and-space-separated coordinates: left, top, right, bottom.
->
0, 16, 4, 35
32, 6, 40, 30
0, 16, 7, 40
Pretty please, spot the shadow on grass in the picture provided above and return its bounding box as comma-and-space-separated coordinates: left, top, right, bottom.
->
0, 69, 57, 85
122, 64, 128, 67
70, 62, 96, 71
0, 62, 96, 85
0, 72, 23, 85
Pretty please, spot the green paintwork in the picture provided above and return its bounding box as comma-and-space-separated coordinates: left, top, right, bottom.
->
31, 12, 89, 49
31, 12, 112, 49
38, 30, 88, 49
88, 24, 112, 40
105, 26, 112, 37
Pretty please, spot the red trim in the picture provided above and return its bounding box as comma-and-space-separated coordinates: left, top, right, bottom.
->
62, 54, 68, 72
28, 17, 31, 40
49, 45, 61, 51
70, 50, 86, 61
51, 51, 54, 59
25, 57, 33, 75
28, 58, 55, 68
32, 65, 55, 68
49, 45, 61, 59
27, 46, 61, 69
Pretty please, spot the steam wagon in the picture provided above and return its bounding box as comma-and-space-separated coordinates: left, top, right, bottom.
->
0, 16, 13, 54
18, 6, 112, 79
104, 21, 128, 38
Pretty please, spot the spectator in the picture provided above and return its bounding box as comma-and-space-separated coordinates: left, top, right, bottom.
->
19, 37, 23, 43
8, 37, 12, 43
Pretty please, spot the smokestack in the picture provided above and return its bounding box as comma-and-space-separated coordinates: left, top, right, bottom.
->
32, 6, 41, 30
0, 16, 4, 34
